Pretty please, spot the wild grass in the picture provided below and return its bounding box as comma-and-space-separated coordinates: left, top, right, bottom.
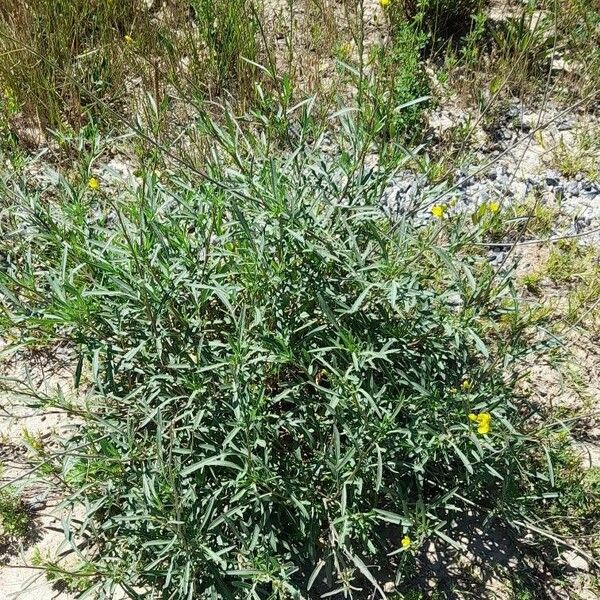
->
389, 0, 488, 37
539, 434, 600, 537
0, 0, 596, 152
0, 0, 264, 131
437, 0, 600, 107
551, 131, 600, 180
0, 0, 142, 129
544, 241, 600, 331
518, 237, 600, 334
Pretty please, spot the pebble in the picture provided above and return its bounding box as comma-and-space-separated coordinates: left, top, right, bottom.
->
566, 181, 580, 196
545, 170, 561, 187
562, 550, 589, 572
28, 493, 48, 510
557, 120, 574, 131
381, 150, 600, 254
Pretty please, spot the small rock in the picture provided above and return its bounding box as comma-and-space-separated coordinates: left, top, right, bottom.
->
562, 550, 589, 572
476, 191, 490, 204
566, 181, 580, 196
545, 171, 561, 187
520, 119, 532, 132
551, 57, 577, 73
574, 217, 586, 233
28, 493, 47, 510
383, 582, 396, 593
512, 181, 528, 199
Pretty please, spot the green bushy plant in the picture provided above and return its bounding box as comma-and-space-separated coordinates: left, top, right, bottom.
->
0, 486, 30, 541
392, 0, 488, 37
0, 108, 573, 598
376, 22, 431, 140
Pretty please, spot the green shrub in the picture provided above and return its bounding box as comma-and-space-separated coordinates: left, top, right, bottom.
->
377, 22, 431, 140
0, 110, 571, 598
0, 487, 30, 540
392, 0, 488, 37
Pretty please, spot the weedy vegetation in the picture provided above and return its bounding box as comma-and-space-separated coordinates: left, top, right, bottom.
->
0, 103, 592, 597
0, 485, 30, 542
0, 0, 599, 598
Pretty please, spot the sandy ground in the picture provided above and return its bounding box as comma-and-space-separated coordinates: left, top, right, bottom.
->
0, 341, 76, 600
0, 411, 75, 600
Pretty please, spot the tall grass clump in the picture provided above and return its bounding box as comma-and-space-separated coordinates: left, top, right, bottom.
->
0, 0, 143, 129
0, 0, 263, 132
551, 0, 600, 99
184, 0, 260, 98
0, 107, 567, 598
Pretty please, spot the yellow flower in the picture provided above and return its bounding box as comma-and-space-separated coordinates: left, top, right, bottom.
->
87, 177, 100, 191
379, 0, 391, 7
461, 379, 471, 391
488, 201, 500, 214
431, 204, 447, 219
401, 535, 411, 549
469, 412, 491, 435
124, 35, 134, 46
